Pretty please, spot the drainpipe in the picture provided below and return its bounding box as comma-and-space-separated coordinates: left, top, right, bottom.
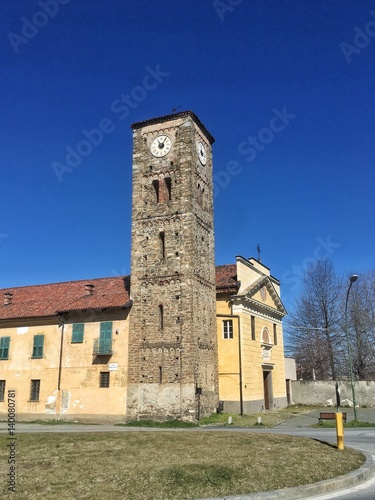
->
217, 313, 243, 415
57, 317, 65, 391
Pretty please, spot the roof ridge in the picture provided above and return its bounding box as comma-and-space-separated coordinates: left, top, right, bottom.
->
0, 275, 129, 293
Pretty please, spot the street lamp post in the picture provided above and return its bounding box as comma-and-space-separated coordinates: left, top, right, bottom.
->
345, 274, 358, 421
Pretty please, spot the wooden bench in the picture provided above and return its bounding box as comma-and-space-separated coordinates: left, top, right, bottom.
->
318, 412, 346, 423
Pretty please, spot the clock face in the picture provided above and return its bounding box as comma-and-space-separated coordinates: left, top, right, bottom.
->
150, 135, 172, 157
197, 142, 207, 165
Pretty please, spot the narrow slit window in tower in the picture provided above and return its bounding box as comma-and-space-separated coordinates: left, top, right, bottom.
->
165, 177, 172, 200
159, 304, 164, 330
152, 180, 159, 202
159, 231, 165, 259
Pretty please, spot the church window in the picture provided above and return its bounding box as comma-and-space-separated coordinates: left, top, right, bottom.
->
223, 320, 233, 339
261, 327, 271, 345
273, 324, 277, 345
251, 316, 256, 340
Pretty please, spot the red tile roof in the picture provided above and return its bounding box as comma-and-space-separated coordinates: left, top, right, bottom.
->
0, 276, 131, 321
0, 266, 237, 321
215, 264, 239, 292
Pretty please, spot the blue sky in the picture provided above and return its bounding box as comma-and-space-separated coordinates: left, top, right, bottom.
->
1, 0, 374, 311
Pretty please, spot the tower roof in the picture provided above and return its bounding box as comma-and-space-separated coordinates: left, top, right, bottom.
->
131, 110, 215, 144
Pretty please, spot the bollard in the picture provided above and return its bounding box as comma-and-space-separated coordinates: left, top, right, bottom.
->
335, 412, 344, 450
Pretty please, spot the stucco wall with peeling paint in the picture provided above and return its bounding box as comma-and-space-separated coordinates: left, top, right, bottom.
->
292, 380, 375, 408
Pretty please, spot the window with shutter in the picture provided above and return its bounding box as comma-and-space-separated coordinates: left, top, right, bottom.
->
0, 337, 10, 360
99, 322, 112, 355
32, 335, 44, 359
72, 323, 84, 343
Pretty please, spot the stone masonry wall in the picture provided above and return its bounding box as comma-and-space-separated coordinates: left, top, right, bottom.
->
127, 112, 218, 420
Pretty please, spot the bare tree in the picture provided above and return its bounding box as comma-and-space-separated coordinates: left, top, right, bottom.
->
286, 259, 344, 380
345, 271, 375, 380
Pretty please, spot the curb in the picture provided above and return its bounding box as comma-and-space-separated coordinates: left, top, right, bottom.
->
197, 451, 375, 500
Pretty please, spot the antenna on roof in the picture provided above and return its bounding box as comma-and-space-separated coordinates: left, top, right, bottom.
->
257, 244, 261, 262
172, 105, 181, 113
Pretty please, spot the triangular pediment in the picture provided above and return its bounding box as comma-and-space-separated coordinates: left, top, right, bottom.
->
234, 276, 287, 317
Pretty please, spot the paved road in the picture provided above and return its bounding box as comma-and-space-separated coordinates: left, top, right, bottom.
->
1, 410, 375, 499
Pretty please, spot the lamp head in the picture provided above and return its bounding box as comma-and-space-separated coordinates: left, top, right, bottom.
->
350, 274, 358, 283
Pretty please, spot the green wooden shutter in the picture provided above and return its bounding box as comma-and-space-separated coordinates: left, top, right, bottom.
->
32, 335, 44, 358
0, 337, 10, 360
72, 323, 84, 343
99, 322, 112, 354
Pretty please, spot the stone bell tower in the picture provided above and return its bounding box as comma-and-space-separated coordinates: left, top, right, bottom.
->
127, 111, 218, 420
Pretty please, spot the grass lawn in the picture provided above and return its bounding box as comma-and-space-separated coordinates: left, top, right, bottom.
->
314, 420, 375, 428
199, 406, 317, 427
0, 431, 364, 499
119, 405, 321, 429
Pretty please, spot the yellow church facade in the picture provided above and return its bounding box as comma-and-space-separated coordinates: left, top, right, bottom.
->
216, 256, 287, 413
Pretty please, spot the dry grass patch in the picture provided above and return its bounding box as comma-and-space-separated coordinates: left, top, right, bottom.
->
0, 431, 364, 500
200, 405, 320, 428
